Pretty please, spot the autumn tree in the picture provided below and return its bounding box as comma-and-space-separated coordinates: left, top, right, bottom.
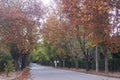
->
41, 12, 69, 67
0, 0, 45, 71
54, 0, 94, 70
82, 0, 120, 73
54, 0, 120, 72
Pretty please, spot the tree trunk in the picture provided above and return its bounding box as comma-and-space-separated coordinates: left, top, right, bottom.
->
25, 54, 30, 66
21, 54, 25, 70
85, 58, 90, 71
14, 59, 20, 71
62, 60, 65, 68
75, 58, 78, 69
21, 54, 29, 70
104, 49, 110, 73
105, 56, 108, 73
11, 52, 21, 71
95, 46, 99, 72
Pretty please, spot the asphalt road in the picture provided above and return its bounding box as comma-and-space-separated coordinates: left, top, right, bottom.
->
28, 63, 120, 80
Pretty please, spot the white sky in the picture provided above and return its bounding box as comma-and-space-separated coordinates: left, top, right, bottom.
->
41, 0, 51, 6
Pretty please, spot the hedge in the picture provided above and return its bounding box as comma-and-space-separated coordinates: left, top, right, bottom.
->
46, 58, 120, 72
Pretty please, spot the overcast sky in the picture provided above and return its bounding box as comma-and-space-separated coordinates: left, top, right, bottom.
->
42, 0, 51, 6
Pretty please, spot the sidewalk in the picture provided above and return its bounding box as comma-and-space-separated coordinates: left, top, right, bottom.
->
58, 67, 120, 79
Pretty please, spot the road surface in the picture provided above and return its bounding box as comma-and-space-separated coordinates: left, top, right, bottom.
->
28, 63, 120, 80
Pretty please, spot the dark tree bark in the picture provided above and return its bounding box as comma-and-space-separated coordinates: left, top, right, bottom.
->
14, 59, 20, 71
21, 53, 30, 70
10, 49, 21, 71
74, 56, 79, 69
85, 58, 91, 71
84, 52, 93, 71
10, 43, 21, 71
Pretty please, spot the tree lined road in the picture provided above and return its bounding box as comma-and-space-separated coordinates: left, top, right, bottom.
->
28, 63, 120, 80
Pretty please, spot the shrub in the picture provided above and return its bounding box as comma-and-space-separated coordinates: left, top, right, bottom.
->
0, 50, 13, 72
4, 61, 14, 77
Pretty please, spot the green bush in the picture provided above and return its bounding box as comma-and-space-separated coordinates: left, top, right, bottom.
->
60, 58, 120, 72
4, 61, 14, 77
78, 59, 86, 69
0, 50, 13, 72
109, 58, 120, 72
